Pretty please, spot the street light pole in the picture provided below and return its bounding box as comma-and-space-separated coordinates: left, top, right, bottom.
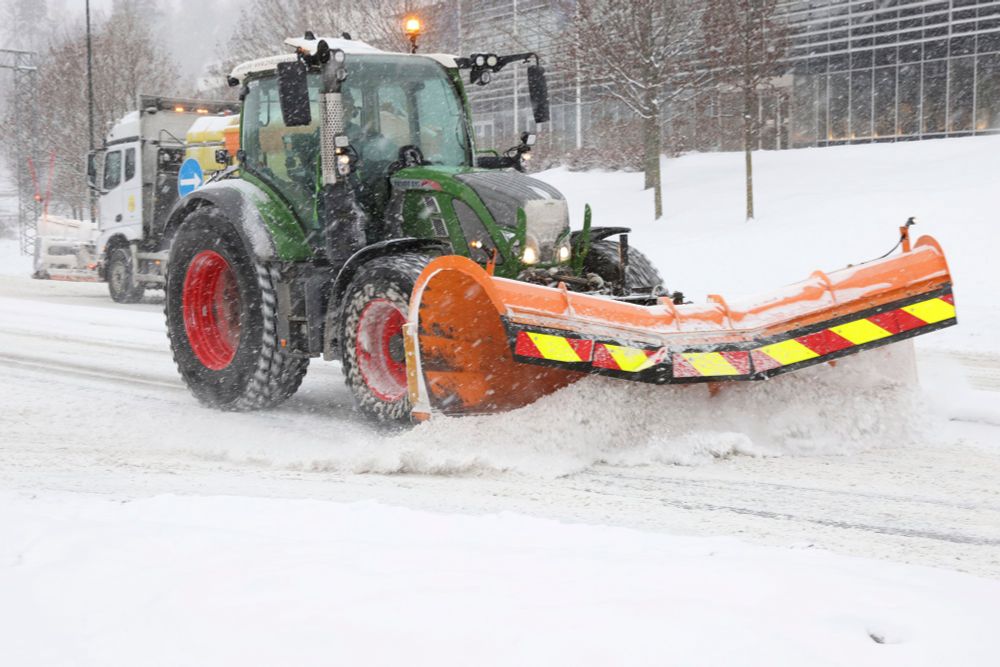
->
86, 0, 94, 151
86, 0, 95, 222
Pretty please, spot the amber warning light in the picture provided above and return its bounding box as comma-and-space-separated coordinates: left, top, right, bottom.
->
404, 17, 422, 35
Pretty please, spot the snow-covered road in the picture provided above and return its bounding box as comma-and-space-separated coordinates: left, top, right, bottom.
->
3, 273, 998, 578
5, 135, 1000, 664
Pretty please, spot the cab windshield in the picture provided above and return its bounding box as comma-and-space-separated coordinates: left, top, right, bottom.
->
342, 55, 471, 167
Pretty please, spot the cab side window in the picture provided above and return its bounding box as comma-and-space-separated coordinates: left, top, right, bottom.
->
124, 147, 136, 182
104, 150, 122, 190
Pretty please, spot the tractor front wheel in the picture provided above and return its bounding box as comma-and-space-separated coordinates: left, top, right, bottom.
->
583, 240, 664, 292
339, 254, 429, 423
165, 208, 307, 410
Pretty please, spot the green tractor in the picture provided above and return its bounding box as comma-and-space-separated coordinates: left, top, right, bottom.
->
163, 35, 664, 422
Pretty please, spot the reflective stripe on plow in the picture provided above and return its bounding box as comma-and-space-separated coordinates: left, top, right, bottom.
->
829, 318, 892, 345
595, 343, 657, 372
901, 297, 956, 325
756, 338, 819, 366
515, 331, 592, 363
673, 352, 747, 377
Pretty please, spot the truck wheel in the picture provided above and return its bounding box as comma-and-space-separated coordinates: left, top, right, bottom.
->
165, 208, 308, 411
583, 240, 664, 291
107, 246, 145, 303
339, 253, 429, 423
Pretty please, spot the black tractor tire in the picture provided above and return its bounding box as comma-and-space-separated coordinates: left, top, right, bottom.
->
107, 245, 146, 303
165, 208, 308, 411
339, 253, 429, 424
583, 240, 665, 291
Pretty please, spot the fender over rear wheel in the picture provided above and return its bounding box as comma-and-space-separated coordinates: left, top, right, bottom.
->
165, 208, 308, 410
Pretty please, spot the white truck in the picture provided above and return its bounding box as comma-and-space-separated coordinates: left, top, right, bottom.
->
37, 95, 240, 301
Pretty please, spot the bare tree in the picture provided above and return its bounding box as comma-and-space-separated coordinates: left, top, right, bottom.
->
571, 0, 704, 219
702, 0, 788, 221
0, 0, 180, 217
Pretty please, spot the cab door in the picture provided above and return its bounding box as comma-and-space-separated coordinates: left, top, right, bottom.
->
98, 149, 125, 233
99, 143, 142, 239
121, 146, 142, 228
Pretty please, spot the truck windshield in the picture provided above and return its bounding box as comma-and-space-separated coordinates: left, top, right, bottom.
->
343, 55, 470, 167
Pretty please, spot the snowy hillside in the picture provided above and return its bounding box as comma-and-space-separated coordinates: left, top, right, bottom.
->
2, 137, 999, 666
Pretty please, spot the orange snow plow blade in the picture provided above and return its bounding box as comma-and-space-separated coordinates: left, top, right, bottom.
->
404, 235, 955, 419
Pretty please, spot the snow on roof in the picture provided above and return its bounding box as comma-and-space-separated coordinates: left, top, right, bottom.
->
229, 37, 380, 83
229, 37, 458, 84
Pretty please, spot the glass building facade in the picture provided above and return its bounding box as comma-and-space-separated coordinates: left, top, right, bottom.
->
424, 0, 1000, 154
784, 0, 1000, 147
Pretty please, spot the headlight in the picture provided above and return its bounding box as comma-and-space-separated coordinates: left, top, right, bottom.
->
557, 243, 571, 262
522, 245, 538, 265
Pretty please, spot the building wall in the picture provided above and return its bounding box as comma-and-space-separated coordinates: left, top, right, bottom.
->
426, 0, 1000, 155
783, 0, 1000, 147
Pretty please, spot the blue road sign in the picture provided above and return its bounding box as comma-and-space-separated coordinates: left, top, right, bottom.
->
178, 158, 204, 197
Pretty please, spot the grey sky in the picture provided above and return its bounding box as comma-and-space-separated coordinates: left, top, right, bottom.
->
63, 0, 239, 81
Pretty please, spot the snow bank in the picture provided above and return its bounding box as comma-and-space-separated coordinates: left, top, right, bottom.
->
2, 491, 999, 667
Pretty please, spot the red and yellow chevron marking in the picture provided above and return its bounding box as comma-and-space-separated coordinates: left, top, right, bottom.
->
509, 292, 954, 381
672, 351, 750, 378
514, 330, 593, 363
752, 293, 954, 372
593, 343, 664, 372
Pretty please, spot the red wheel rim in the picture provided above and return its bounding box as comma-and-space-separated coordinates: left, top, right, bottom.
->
182, 250, 241, 371
355, 299, 407, 402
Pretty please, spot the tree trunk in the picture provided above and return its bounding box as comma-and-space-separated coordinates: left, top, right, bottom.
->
643, 113, 663, 219
743, 90, 755, 221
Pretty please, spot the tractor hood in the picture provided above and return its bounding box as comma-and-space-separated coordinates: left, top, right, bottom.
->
453, 170, 566, 230
455, 170, 571, 265
392, 167, 572, 267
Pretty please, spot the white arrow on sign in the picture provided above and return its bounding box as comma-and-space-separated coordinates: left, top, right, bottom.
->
180, 173, 203, 189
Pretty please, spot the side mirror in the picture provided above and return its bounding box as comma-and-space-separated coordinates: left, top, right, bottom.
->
277, 60, 312, 127
527, 65, 549, 124
521, 131, 537, 147
86, 151, 99, 191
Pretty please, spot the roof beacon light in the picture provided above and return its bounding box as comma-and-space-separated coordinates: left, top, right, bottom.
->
404, 16, 422, 53
404, 17, 422, 35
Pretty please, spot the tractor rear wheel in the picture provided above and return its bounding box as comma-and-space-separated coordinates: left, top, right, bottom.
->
339, 253, 429, 423
165, 208, 307, 410
107, 245, 145, 303
583, 240, 664, 292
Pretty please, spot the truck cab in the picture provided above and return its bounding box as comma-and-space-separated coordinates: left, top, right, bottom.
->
88, 96, 240, 302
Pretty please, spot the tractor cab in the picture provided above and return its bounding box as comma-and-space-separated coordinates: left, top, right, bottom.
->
237, 45, 476, 251
230, 37, 558, 274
